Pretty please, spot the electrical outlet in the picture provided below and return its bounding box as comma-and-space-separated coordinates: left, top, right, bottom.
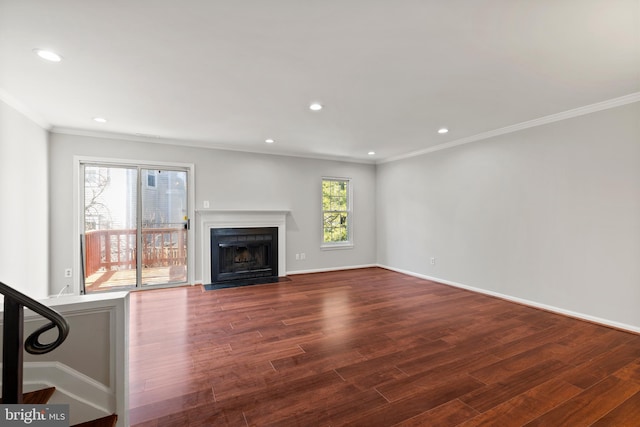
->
295, 253, 300, 260
301, 253, 306, 260
430, 257, 436, 265
64, 268, 72, 277
203, 200, 210, 208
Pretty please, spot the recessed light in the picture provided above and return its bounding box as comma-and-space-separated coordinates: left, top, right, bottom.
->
33, 49, 62, 62
309, 103, 323, 111
265, 138, 275, 144
438, 128, 449, 134
368, 151, 376, 156
93, 117, 107, 123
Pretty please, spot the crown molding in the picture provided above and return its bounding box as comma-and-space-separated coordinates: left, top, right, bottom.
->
8, 88, 638, 165
379, 92, 640, 164
0, 88, 51, 130
50, 127, 376, 165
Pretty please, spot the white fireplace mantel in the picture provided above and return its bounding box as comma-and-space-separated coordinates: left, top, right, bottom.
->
196, 209, 289, 284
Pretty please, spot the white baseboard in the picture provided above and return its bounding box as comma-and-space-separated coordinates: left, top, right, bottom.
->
378, 264, 640, 334
287, 264, 377, 276
17, 361, 114, 415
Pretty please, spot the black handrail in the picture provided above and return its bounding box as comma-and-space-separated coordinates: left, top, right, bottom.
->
1, 281, 70, 403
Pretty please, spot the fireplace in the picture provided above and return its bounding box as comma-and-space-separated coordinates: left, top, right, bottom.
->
210, 227, 278, 283
197, 209, 288, 285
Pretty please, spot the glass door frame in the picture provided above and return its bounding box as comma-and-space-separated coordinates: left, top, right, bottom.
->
139, 167, 190, 288
73, 156, 195, 294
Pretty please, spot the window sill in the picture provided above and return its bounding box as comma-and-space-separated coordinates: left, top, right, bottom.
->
320, 243, 354, 251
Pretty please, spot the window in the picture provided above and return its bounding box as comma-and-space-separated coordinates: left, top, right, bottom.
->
146, 171, 157, 188
322, 178, 352, 247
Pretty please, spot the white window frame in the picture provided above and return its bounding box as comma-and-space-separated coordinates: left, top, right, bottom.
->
321, 176, 354, 250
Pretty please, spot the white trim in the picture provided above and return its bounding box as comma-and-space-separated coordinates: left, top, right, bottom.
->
287, 264, 377, 275
73, 156, 196, 294
52, 127, 376, 165
321, 177, 353, 247
380, 92, 640, 164
0, 88, 51, 130
9, 91, 636, 166
14, 361, 116, 425
320, 243, 354, 250
378, 264, 640, 334
18, 361, 114, 413
197, 209, 289, 284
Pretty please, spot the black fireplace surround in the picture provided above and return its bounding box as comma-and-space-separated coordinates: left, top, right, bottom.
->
210, 227, 278, 284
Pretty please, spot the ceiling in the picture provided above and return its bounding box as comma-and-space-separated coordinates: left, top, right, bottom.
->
1, 1, 638, 163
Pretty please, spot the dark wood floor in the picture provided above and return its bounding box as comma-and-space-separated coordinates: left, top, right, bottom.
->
129, 267, 640, 426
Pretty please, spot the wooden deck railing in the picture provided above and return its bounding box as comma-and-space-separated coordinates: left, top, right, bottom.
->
85, 228, 186, 277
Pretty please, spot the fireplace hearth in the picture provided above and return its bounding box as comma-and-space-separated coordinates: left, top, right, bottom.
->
210, 227, 278, 283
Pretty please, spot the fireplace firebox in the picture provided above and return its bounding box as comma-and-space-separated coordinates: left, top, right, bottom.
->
210, 227, 278, 283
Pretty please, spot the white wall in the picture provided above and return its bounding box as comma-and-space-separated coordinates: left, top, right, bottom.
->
48, 133, 377, 293
377, 102, 640, 329
0, 100, 49, 298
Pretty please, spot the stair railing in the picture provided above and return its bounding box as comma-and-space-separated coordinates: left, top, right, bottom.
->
1, 282, 70, 404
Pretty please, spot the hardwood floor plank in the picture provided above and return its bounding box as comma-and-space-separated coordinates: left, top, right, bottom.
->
130, 377, 213, 407
0, 387, 56, 405
487, 322, 577, 360
270, 348, 367, 377
23, 387, 56, 404
590, 390, 640, 426
523, 376, 640, 426
459, 359, 570, 412
469, 343, 570, 384
394, 337, 504, 377
244, 383, 383, 426
457, 379, 582, 426
261, 388, 386, 427
377, 353, 500, 402
128, 267, 640, 426
129, 388, 215, 425
562, 328, 638, 367
184, 404, 247, 427
344, 375, 485, 426
393, 399, 480, 427
614, 358, 640, 385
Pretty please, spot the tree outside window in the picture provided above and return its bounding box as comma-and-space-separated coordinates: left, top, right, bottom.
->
322, 178, 351, 245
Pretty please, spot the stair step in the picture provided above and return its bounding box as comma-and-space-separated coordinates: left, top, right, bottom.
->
72, 414, 118, 427
0, 386, 56, 404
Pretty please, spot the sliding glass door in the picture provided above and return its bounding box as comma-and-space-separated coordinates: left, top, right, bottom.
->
83, 165, 138, 291
82, 164, 189, 292
140, 168, 188, 286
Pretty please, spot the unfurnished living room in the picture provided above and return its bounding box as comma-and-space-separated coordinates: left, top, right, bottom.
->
1, 1, 640, 426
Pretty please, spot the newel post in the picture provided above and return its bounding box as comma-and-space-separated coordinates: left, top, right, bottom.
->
2, 297, 24, 404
